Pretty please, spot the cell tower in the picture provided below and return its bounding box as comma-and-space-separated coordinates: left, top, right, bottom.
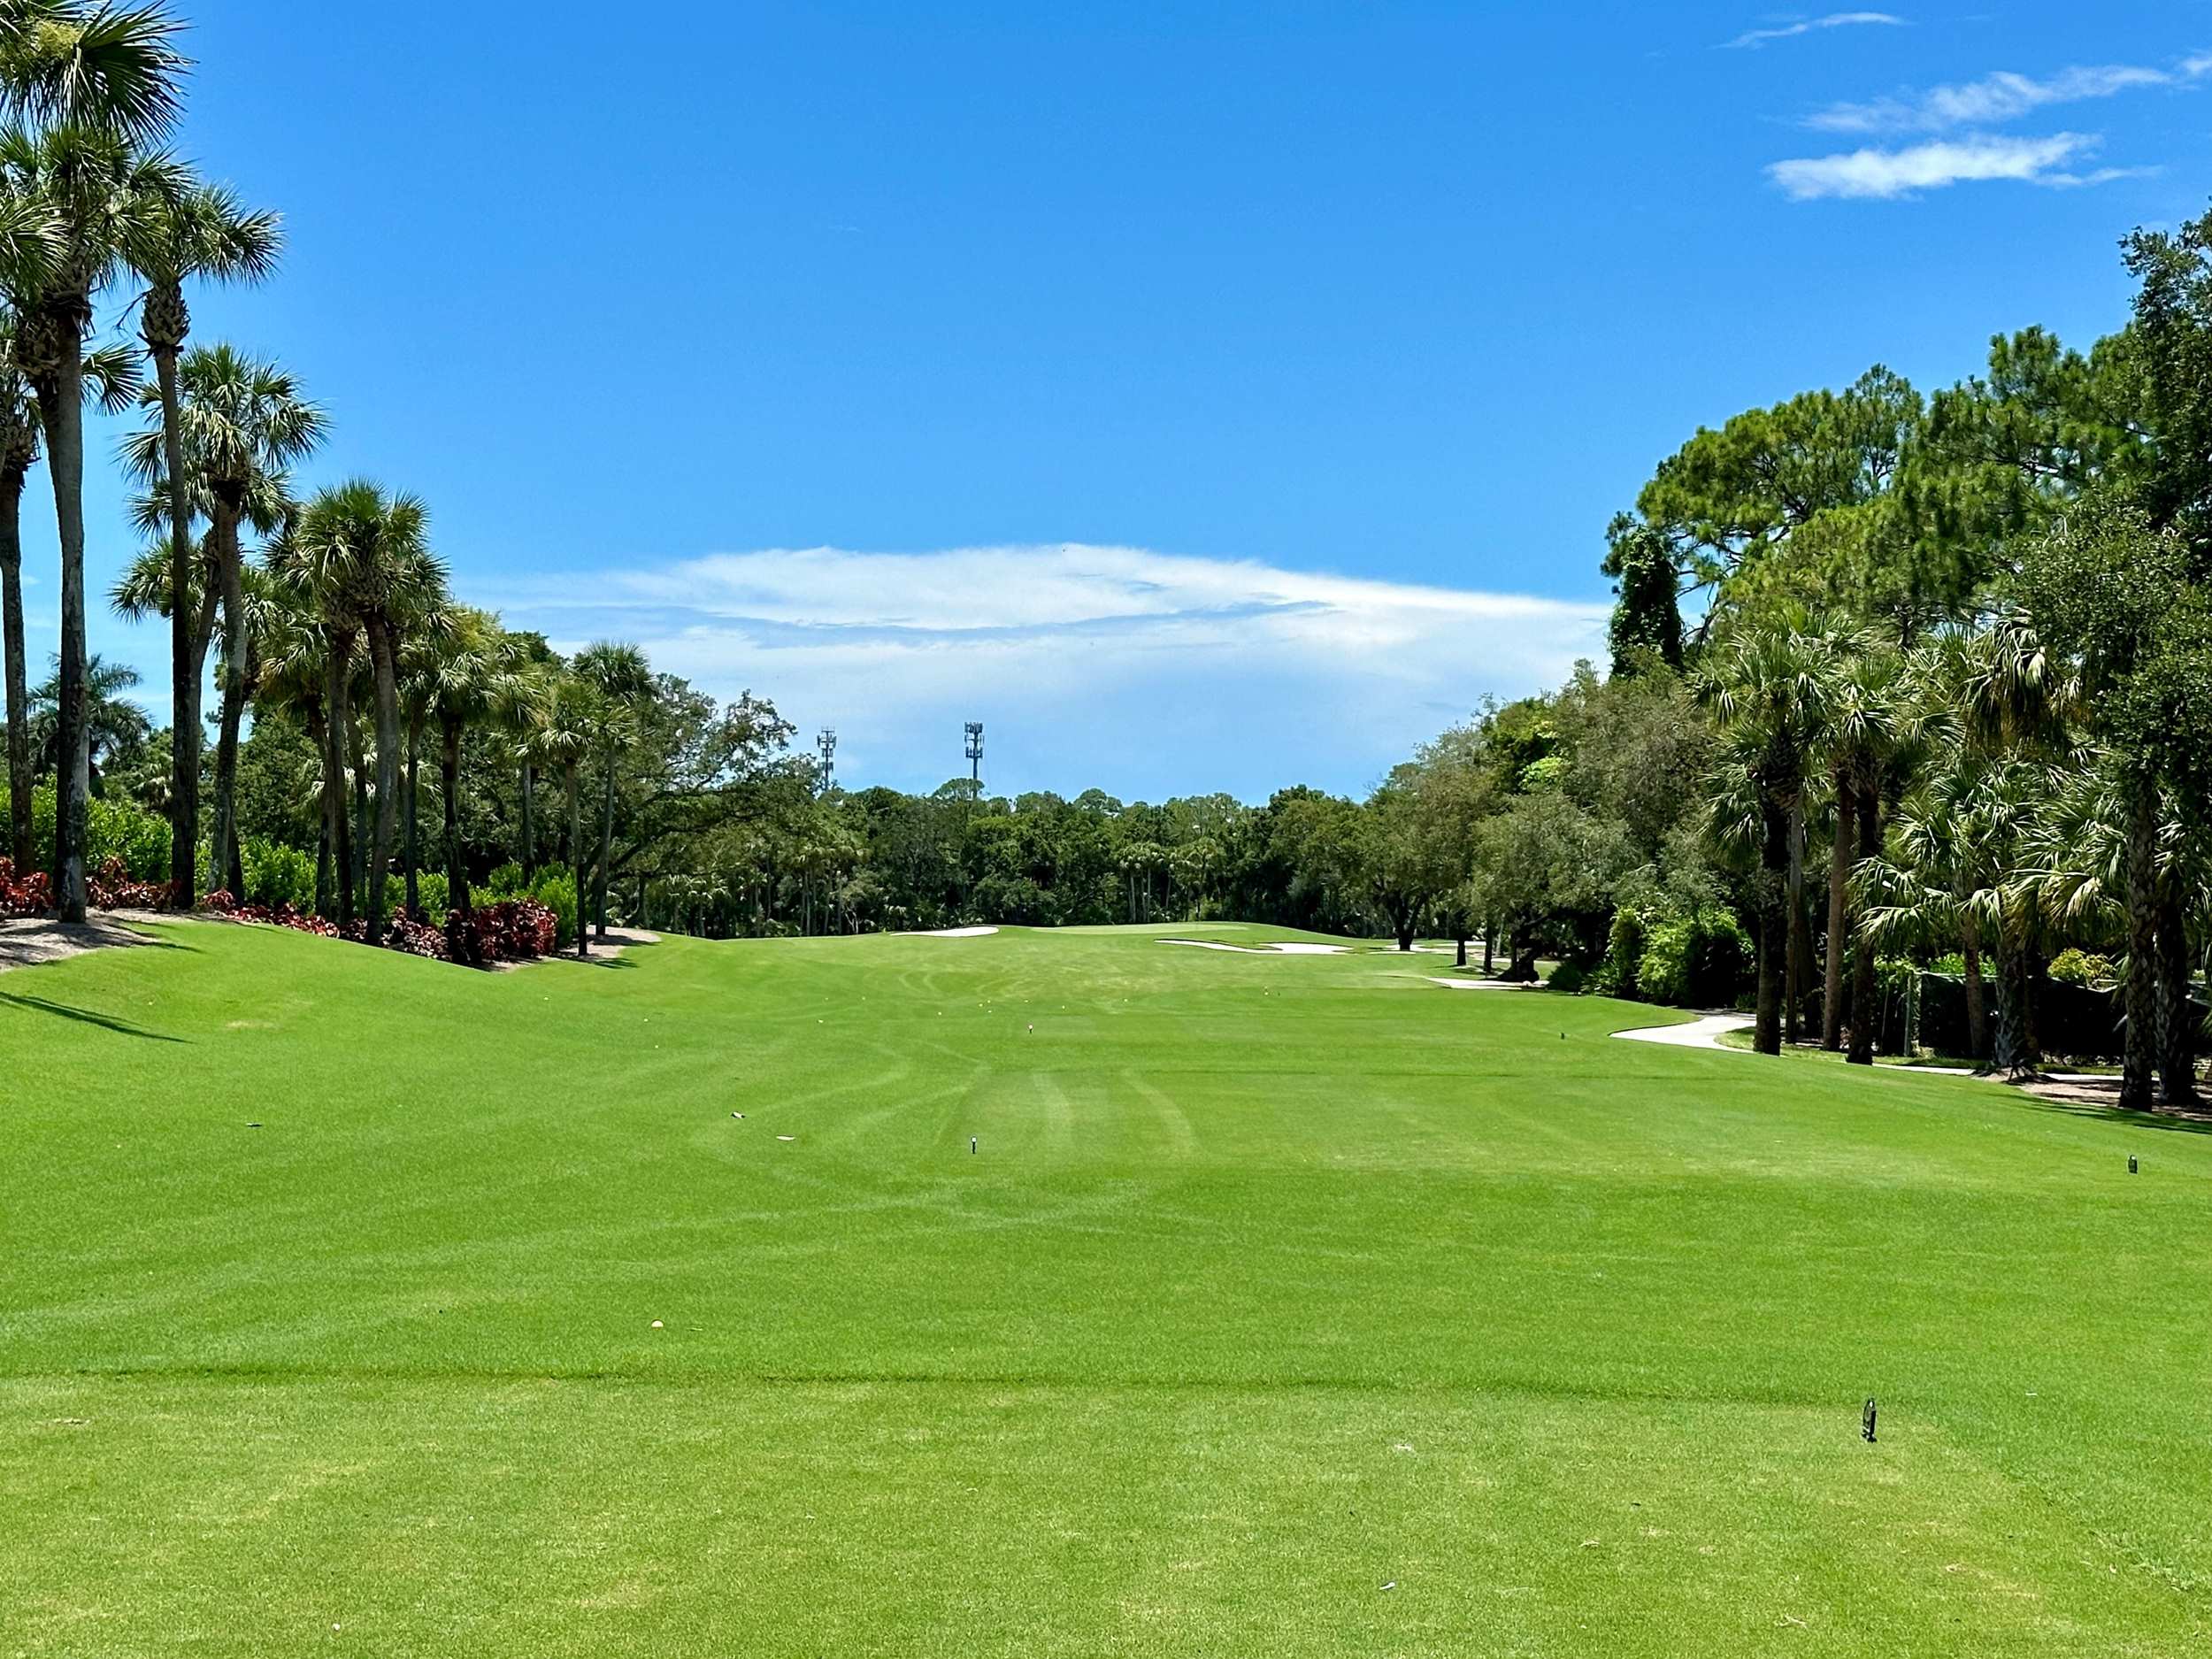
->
816, 728, 837, 795
963, 721, 985, 786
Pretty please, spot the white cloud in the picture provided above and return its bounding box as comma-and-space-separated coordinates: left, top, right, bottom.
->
1809, 59, 2208, 134
485, 544, 1609, 800
1766, 131, 2133, 200
1726, 12, 1905, 50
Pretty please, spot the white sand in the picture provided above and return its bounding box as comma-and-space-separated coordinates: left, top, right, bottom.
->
1161, 939, 1349, 956
914, 926, 1000, 938
1428, 977, 1532, 991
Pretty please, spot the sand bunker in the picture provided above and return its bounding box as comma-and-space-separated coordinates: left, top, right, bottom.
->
1161, 939, 1348, 956
916, 926, 999, 938
1429, 977, 1532, 991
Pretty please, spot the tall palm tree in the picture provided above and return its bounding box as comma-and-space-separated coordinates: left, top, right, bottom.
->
3, 319, 131, 865
1813, 641, 1902, 1053
0, 10, 188, 916
572, 640, 649, 941
416, 607, 533, 927
120, 342, 321, 895
520, 670, 594, 957
245, 566, 336, 908
1696, 606, 1841, 1055
273, 481, 446, 941
123, 183, 280, 902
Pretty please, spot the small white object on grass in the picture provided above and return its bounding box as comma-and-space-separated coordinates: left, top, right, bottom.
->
778, 1134, 796, 1142
650, 1320, 664, 1329
1380, 1580, 1396, 1592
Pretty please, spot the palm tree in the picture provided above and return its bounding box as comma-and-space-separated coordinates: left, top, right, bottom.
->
520, 669, 593, 957
120, 343, 322, 895
1813, 641, 1903, 1053
0, 62, 188, 916
124, 183, 280, 902
4, 320, 131, 866
1696, 606, 1841, 1055
273, 482, 446, 941
572, 641, 649, 941
27, 649, 143, 797
245, 567, 336, 908
416, 607, 532, 928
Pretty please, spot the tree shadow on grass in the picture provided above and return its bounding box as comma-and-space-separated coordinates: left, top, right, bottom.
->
0, 991, 188, 1043
2013, 1078, 2212, 1138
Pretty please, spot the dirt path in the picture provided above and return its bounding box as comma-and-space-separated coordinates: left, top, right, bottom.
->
0, 910, 173, 973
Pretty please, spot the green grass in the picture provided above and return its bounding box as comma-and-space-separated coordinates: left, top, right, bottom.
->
3, 919, 2207, 1655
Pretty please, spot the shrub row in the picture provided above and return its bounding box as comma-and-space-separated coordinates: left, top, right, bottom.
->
203, 891, 560, 970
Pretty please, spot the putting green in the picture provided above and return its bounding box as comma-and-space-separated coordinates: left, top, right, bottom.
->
2, 920, 2205, 1655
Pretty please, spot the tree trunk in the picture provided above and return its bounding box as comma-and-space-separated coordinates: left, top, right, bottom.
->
1960, 919, 1988, 1066
403, 722, 420, 916
519, 760, 535, 883
1753, 793, 1790, 1056
1786, 800, 1807, 1045
1822, 764, 1852, 1049
152, 331, 198, 908
0, 459, 31, 872
1455, 935, 1468, 969
1483, 929, 1494, 973
362, 620, 401, 942
2155, 877, 2198, 1105
1991, 935, 2025, 1078
442, 718, 471, 917
1847, 787, 1881, 1065
209, 500, 249, 901
595, 752, 614, 940
31, 306, 90, 921
568, 762, 586, 959
324, 640, 355, 926
2121, 778, 2160, 1109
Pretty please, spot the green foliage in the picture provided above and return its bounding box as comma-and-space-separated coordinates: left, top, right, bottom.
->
1635, 908, 1753, 1009
413, 870, 449, 925
1600, 906, 1646, 1000
2048, 948, 2116, 988
0, 785, 172, 880
1545, 961, 1588, 995
239, 837, 315, 910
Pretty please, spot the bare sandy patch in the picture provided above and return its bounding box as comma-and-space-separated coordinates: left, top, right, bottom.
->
0, 913, 165, 974
1161, 939, 1348, 956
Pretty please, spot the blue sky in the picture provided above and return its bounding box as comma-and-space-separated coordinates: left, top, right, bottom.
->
46, 1, 2212, 799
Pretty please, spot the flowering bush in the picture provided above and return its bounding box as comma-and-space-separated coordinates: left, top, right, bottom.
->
0, 857, 51, 917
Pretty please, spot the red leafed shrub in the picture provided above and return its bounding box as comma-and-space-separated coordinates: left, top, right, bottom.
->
88, 857, 179, 910
0, 857, 51, 917
445, 898, 557, 965
201, 891, 341, 937
203, 887, 557, 969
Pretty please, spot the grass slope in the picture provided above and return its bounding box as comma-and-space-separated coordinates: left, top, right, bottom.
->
2, 919, 2206, 1655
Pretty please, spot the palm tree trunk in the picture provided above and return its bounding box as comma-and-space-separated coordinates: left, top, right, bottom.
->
442, 718, 471, 918
1822, 764, 1852, 1049
403, 722, 420, 916
0, 458, 32, 872
31, 309, 90, 922
1847, 786, 1881, 1065
1991, 935, 2026, 1079
152, 331, 198, 909
364, 620, 402, 943
1754, 793, 1790, 1056
209, 503, 249, 901
1961, 919, 1988, 1065
519, 760, 535, 883
1785, 801, 1808, 1044
2155, 880, 2198, 1105
2121, 777, 2161, 1110
324, 641, 354, 926
595, 753, 613, 940
567, 762, 586, 959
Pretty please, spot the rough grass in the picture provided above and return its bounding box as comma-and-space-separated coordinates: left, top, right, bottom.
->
1, 920, 2206, 1655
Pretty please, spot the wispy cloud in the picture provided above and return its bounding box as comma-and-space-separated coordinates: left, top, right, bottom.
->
1766, 132, 2137, 200
1808, 58, 2211, 134
1726, 12, 1905, 50
484, 544, 1608, 799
